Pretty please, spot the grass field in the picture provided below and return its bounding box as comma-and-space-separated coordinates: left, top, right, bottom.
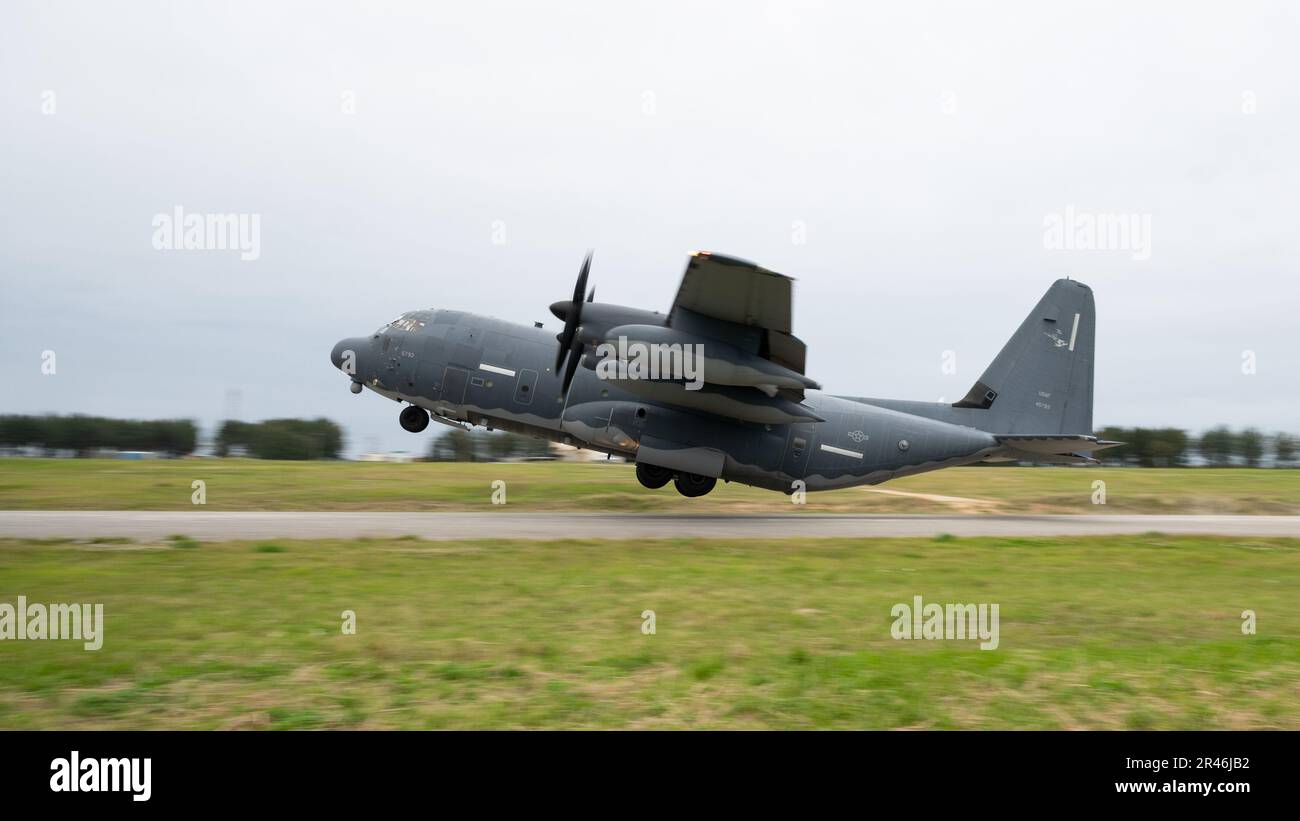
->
4, 459, 1294, 729
1, 533, 1296, 729
1, 458, 1298, 514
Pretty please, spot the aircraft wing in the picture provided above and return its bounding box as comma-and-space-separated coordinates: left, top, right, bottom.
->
667, 252, 809, 377
595, 251, 820, 425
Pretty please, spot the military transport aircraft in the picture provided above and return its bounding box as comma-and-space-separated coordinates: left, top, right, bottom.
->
331, 252, 1118, 497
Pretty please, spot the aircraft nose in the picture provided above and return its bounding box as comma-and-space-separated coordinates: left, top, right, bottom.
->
331, 337, 364, 372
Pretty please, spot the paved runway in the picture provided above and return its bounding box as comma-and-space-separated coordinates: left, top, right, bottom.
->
2, 511, 1298, 540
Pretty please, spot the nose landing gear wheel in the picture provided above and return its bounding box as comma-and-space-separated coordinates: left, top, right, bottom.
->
399, 405, 429, 433
635, 463, 673, 489
673, 472, 717, 498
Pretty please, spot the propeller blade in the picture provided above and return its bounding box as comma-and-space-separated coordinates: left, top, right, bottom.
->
587, 287, 595, 303
554, 334, 568, 372
574, 252, 591, 304
561, 339, 583, 394
554, 251, 594, 377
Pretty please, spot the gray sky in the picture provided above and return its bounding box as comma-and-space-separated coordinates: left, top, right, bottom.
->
3, 0, 1297, 456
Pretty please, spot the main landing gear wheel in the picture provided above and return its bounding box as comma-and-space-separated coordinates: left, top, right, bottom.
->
635, 463, 673, 489
399, 405, 429, 433
673, 472, 717, 498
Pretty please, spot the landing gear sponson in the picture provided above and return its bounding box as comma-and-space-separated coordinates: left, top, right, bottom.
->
636, 462, 717, 497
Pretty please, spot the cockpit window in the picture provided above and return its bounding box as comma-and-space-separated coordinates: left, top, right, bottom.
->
382, 312, 428, 333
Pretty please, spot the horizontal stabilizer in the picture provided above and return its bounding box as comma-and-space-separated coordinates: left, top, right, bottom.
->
993, 434, 1123, 454
988, 434, 1123, 465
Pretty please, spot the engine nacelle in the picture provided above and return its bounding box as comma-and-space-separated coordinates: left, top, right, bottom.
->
598, 324, 819, 396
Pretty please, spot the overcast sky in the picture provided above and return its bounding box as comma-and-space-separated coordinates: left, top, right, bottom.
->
2, 1, 1297, 456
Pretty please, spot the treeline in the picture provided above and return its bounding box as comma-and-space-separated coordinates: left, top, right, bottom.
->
216, 419, 344, 460
0, 415, 345, 460
427, 429, 553, 462
0, 413, 1293, 466
0, 415, 197, 455
1096, 426, 1295, 467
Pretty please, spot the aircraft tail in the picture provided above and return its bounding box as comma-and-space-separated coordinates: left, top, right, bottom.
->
953, 278, 1095, 435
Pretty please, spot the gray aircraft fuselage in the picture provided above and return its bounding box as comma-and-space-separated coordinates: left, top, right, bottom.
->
330, 309, 1005, 493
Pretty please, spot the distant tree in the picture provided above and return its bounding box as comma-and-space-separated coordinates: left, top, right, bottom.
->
1236, 428, 1264, 468
427, 430, 454, 461
1197, 426, 1235, 467
215, 421, 253, 457
252, 424, 318, 460
487, 430, 551, 460
1126, 427, 1151, 465
427, 429, 551, 462
1147, 427, 1189, 467
0, 415, 196, 456
3, 416, 43, 448
1275, 433, 1296, 467
147, 419, 197, 455
215, 418, 343, 460
1095, 426, 1188, 467
318, 418, 343, 459
516, 433, 553, 458
453, 429, 480, 461
42, 416, 82, 452
428, 428, 478, 462
488, 431, 520, 460
449, 429, 479, 461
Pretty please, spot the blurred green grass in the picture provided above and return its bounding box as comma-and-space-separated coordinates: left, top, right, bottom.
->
0, 533, 1295, 729
1, 458, 1298, 513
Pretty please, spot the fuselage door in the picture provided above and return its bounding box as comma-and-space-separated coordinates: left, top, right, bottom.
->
442, 367, 469, 406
